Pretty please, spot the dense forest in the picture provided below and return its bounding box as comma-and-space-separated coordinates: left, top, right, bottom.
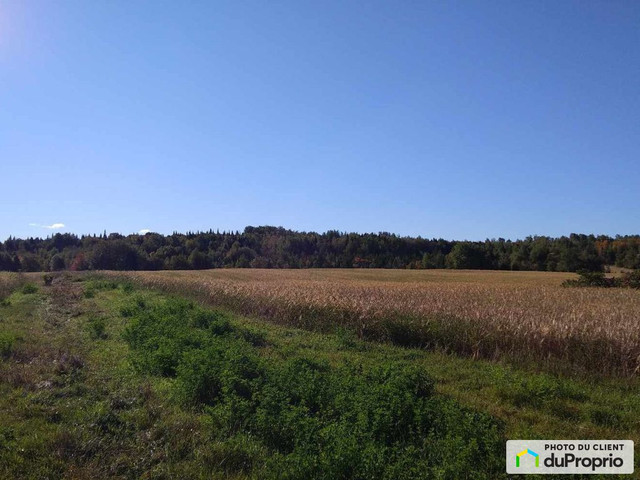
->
0, 226, 639, 272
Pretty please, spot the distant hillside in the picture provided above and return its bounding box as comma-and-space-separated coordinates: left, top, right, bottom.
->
0, 226, 638, 272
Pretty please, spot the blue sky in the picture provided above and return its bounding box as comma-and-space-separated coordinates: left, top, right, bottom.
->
1, 1, 639, 241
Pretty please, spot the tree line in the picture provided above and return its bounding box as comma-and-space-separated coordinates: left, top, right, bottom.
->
0, 226, 638, 272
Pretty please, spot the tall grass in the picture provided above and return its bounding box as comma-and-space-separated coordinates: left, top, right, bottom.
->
103, 270, 640, 376
0, 274, 26, 305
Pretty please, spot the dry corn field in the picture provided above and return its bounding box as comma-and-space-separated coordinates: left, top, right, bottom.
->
103, 269, 640, 375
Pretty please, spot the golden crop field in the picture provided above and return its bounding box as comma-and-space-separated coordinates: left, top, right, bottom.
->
106, 269, 640, 375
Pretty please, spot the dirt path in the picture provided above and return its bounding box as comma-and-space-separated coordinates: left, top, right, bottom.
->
42, 276, 85, 327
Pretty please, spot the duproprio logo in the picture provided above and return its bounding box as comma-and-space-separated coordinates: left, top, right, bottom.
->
506, 440, 634, 474
516, 449, 539, 468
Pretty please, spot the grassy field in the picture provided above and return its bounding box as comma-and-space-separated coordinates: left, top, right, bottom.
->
0, 273, 25, 303
103, 269, 640, 376
0, 273, 639, 479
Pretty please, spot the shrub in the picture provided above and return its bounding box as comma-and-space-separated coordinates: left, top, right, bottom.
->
621, 270, 640, 289
43, 273, 54, 286
122, 298, 235, 376
562, 270, 619, 288
21, 283, 38, 294
176, 340, 263, 413
175, 346, 226, 405
563, 269, 640, 290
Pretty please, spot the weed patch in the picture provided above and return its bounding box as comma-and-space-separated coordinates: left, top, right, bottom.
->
84, 278, 122, 299
21, 283, 38, 294
497, 371, 587, 409
0, 332, 15, 359
87, 316, 108, 340
122, 295, 505, 479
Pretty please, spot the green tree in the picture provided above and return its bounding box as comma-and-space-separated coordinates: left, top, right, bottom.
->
188, 250, 210, 270
445, 243, 487, 269
90, 240, 145, 270
50, 254, 66, 271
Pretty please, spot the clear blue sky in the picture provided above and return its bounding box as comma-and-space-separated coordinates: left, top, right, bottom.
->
1, 1, 639, 241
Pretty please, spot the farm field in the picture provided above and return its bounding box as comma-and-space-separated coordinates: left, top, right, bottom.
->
4, 0, 639, 476
105, 269, 640, 376
0, 273, 639, 479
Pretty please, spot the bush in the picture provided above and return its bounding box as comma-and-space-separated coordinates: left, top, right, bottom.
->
176, 341, 263, 412
21, 283, 38, 294
621, 270, 640, 289
563, 270, 640, 289
122, 298, 234, 376
562, 271, 619, 288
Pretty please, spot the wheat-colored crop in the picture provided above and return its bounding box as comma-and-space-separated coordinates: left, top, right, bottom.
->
104, 269, 640, 375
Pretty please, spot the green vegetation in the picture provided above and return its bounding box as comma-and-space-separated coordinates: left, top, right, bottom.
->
86, 315, 107, 340
121, 296, 503, 479
0, 275, 638, 478
21, 283, 38, 294
112, 269, 640, 376
563, 270, 640, 288
0, 273, 24, 307
0, 332, 15, 359
2, 227, 640, 272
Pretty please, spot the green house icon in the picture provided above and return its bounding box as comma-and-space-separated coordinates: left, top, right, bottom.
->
516, 449, 539, 467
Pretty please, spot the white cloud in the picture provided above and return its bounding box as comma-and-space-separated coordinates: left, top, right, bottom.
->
30, 222, 65, 229
138, 229, 151, 234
